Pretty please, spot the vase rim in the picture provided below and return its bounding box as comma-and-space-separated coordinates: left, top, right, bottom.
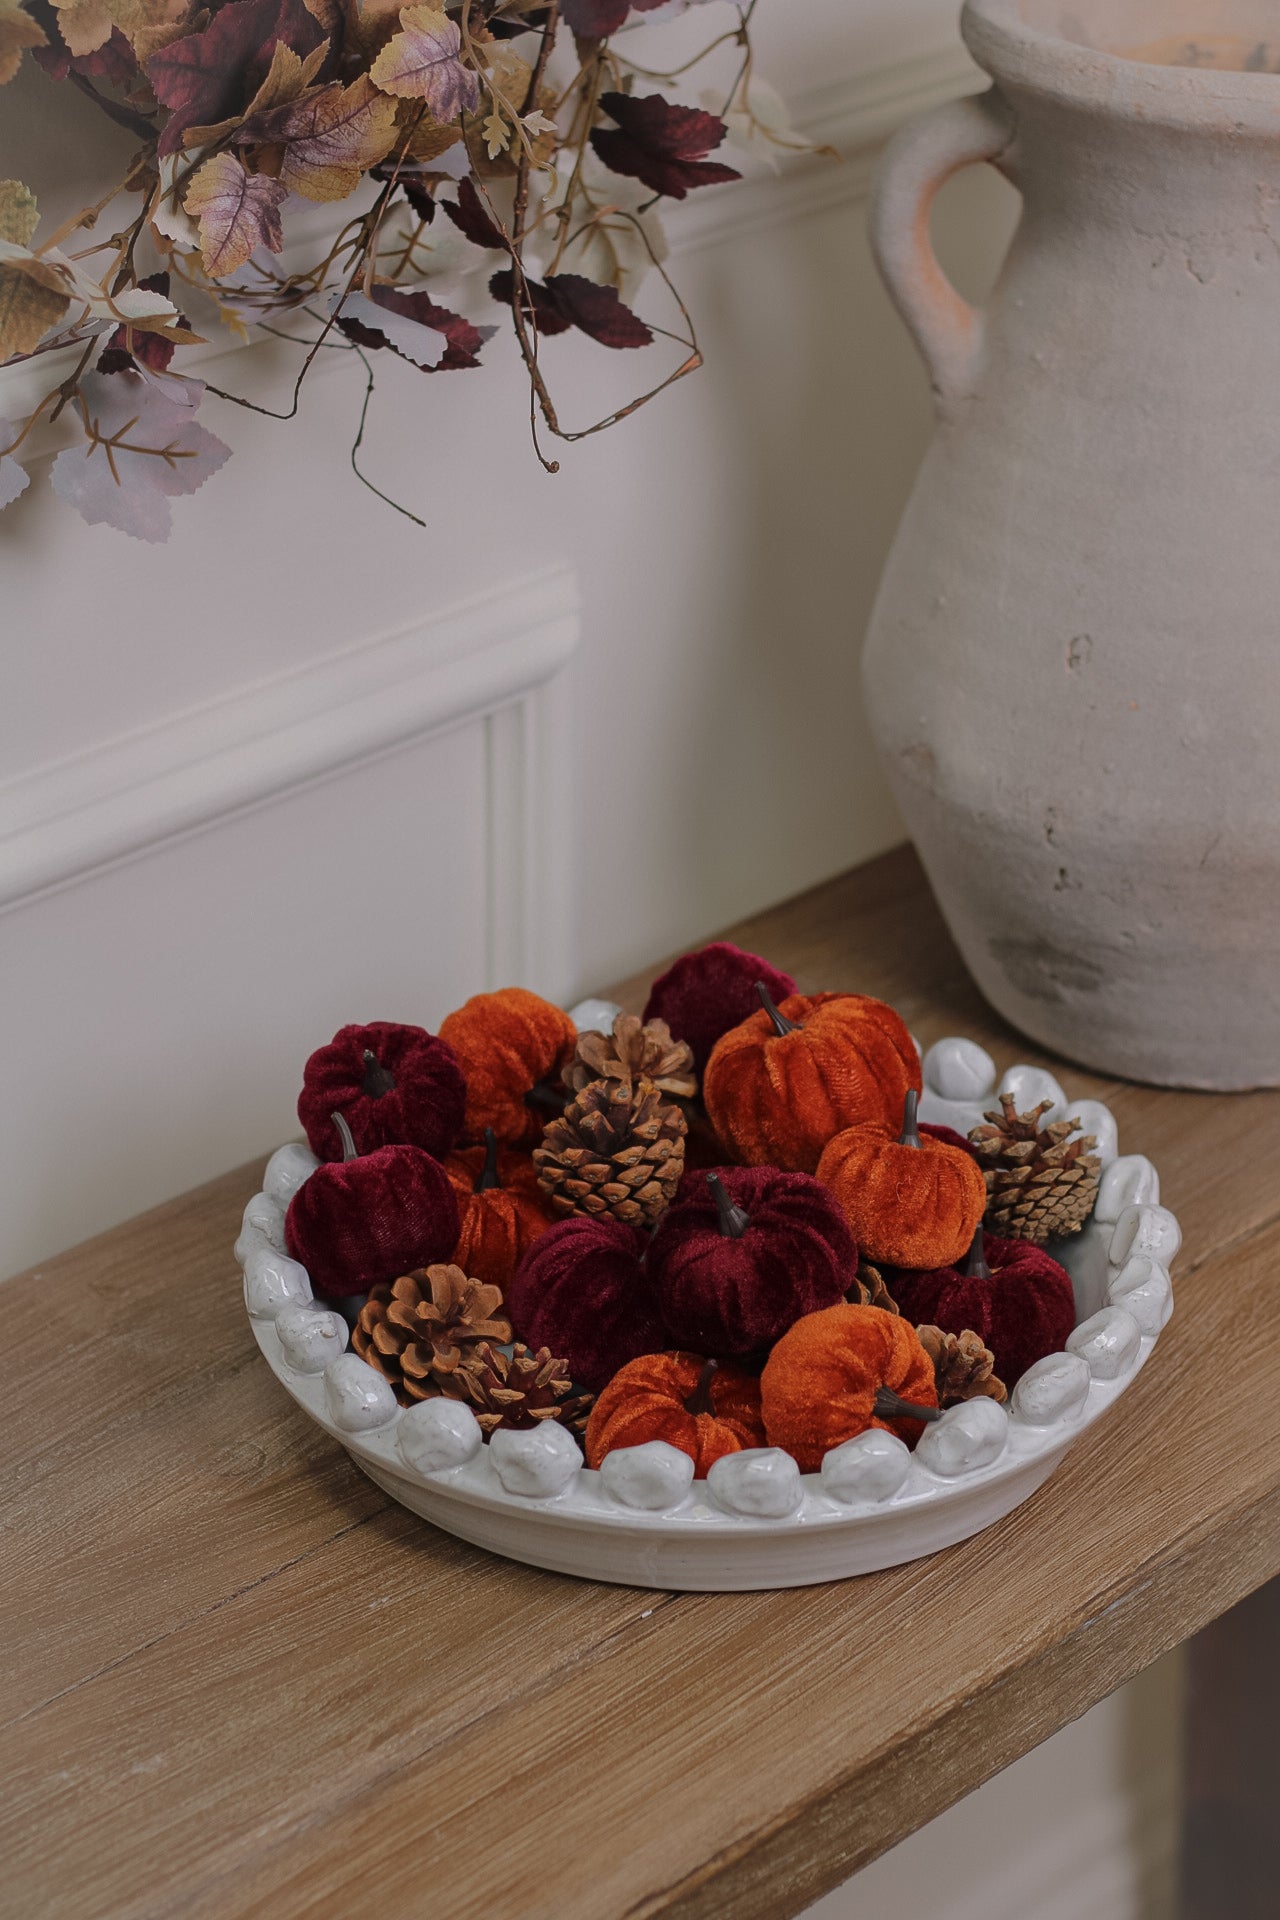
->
963, 0, 1280, 128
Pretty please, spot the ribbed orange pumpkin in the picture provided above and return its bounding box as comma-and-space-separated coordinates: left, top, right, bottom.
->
444, 1128, 556, 1288
761, 1303, 939, 1470
702, 987, 921, 1173
439, 987, 576, 1147
585, 1353, 765, 1478
816, 1089, 986, 1269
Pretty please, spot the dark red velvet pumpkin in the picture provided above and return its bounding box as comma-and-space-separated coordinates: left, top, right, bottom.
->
648, 1165, 856, 1358
505, 1215, 667, 1392
643, 942, 797, 1072
889, 1225, 1077, 1385
297, 1021, 466, 1164
285, 1113, 460, 1298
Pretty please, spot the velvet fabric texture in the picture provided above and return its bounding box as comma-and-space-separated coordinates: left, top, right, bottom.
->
920, 1121, 978, 1157
816, 1115, 986, 1269
703, 991, 922, 1173
297, 1021, 466, 1163
444, 1142, 556, 1289
506, 1216, 667, 1392
761, 1304, 938, 1470
439, 988, 577, 1147
891, 1231, 1077, 1385
585, 1352, 766, 1476
648, 1165, 856, 1357
285, 1144, 460, 1298
643, 942, 797, 1072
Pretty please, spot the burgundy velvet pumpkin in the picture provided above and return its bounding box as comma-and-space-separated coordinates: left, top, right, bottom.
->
920, 1121, 977, 1157
285, 1115, 460, 1298
297, 1021, 466, 1164
505, 1216, 666, 1392
889, 1226, 1076, 1385
647, 1165, 857, 1358
643, 942, 797, 1072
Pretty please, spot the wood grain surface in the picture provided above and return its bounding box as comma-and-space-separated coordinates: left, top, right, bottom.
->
4, 846, 1278, 1920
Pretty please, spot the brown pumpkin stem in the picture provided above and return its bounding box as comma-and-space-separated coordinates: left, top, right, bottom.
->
756, 981, 800, 1036
525, 1081, 569, 1114
706, 1172, 750, 1239
873, 1385, 943, 1425
361, 1049, 396, 1099
331, 1111, 359, 1163
899, 1087, 923, 1150
474, 1126, 502, 1193
963, 1224, 992, 1280
684, 1358, 719, 1417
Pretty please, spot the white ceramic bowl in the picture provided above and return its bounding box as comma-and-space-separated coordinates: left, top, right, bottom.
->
240, 1041, 1176, 1590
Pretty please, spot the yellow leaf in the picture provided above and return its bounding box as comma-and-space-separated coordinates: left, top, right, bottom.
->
0, 255, 71, 358
0, 0, 46, 87
0, 179, 38, 247
49, 0, 112, 56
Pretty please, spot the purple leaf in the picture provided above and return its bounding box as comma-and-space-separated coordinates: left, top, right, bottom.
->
368, 7, 479, 121
51, 371, 230, 542
591, 91, 740, 199
489, 268, 651, 347
441, 176, 506, 250
147, 0, 326, 156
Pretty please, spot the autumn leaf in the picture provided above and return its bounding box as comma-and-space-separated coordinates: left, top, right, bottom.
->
440, 175, 505, 249
489, 267, 651, 347
147, 0, 326, 154
559, 0, 671, 34
184, 152, 286, 276
0, 0, 46, 86
242, 75, 399, 201
33, 15, 135, 80
369, 7, 478, 121
0, 178, 38, 246
335, 281, 488, 370
0, 243, 72, 358
591, 92, 740, 200
242, 36, 326, 115
0, 417, 29, 509
98, 270, 187, 373
49, 0, 111, 57
50, 370, 230, 541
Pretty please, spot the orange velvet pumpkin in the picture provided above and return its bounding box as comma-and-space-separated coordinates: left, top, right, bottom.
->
585, 1352, 765, 1477
445, 1128, 556, 1288
439, 987, 576, 1147
702, 987, 921, 1173
816, 1088, 986, 1269
761, 1303, 939, 1470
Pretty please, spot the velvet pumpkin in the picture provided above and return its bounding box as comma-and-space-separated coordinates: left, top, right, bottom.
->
760, 1303, 939, 1470
643, 942, 798, 1072
444, 1128, 557, 1289
297, 1021, 466, 1164
585, 1352, 766, 1477
703, 986, 921, 1173
890, 1225, 1077, 1386
920, 1121, 978, 1157
285, 1113, 460, 1297
816, 1089, 986, 1270
648, 1166, 856, 1358
505, 1215, 666, 1392
439, 988, 576, 1148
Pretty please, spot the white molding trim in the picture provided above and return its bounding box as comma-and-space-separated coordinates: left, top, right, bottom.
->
0, 565, 580, 985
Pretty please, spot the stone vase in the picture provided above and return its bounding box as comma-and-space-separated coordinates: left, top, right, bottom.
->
865, 0, 1280, 1088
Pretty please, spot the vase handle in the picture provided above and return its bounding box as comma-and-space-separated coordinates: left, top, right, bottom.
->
869, 87, 1015, 415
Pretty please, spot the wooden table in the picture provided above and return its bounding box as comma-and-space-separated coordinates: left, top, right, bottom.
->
6, 847, 1278, 1920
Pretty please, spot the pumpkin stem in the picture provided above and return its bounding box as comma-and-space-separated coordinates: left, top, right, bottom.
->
756, 981, 800, 1037
963, 1224, 992, 1280
684, 1358, 719, 1417
331, 1111, 359, 1163
899, 1087, 923, 1150
525, 1081, 569, 1114
474, 1126, 502, 1193
706, 1172, 750, 1239
873, 1384, 942, 1425
361, 1048, 396, 1099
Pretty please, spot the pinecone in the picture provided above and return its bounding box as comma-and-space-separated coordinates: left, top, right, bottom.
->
848, 1261, 900, 1314
916, 1325, 1008, 1407
969, 1094, 1101, 1243
564, 1012, 697, 1100
534, 1076, 686, 1227
443, 1340, 594, 1436
352, 1266, 511, 1405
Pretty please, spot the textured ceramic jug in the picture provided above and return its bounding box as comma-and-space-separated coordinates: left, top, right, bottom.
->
865, 0, 1280, 1088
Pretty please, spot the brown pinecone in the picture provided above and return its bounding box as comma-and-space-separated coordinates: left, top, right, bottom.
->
443, 1340, 594, 1437
534, 1075, 686, 1227
352, 1266, 511, 1406
969, 1094, 1101, 1243
564, 1012, 697, 1100
848, 1261, 900, 1314
916, 1325, 1008, 1407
